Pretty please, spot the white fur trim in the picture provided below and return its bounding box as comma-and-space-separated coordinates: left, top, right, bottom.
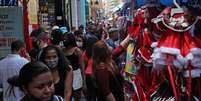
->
183, 69, 201, 78
191, 48, 201, 55
173, 59, 184, 69
189, 48, 201, 68
151, 47, 189, 69
152, 47, 201, 69
185, 53, 193, 60
159, 47, 180, 55
151, 42, 158, 48
191, 57, 201, 68
176, 55, 188, 64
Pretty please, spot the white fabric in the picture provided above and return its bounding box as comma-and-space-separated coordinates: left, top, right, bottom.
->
183, 69, 201, 78
190, 48, 201, 68
72, 68, 83, 90
0, 54, 29, 101
152, 46, 201, 70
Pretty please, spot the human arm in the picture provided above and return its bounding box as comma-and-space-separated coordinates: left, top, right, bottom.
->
106, 93, 116, 101
81, 52, 88, 92
64, 66, 73, 101
112, 35, 131, 59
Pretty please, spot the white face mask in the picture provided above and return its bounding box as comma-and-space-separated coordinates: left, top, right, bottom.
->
76, 41, 83, 47
45, 57, 58, 69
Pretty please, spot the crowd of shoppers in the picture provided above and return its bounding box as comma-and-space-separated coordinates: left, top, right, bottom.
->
0, 21, 131, 101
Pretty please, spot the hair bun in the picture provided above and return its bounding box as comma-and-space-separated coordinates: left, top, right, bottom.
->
7, 75, 20, 87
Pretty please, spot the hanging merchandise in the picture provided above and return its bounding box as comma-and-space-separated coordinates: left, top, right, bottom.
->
151, 0, 201, 100
124, 2, 163, 100
124, 0, 201, 101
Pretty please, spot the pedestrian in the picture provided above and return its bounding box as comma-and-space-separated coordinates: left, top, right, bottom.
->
70, 26, 76, 34
39, 45, 73, 101
63, 33, 83, 101
0, 40, 29, 101
92, 35, 131, 101
74, 30, 84, 50
51, 29, 63, 48
8, 61, 64, 101
78, 25, 84, 34
82, 36, 99, 101
106, 27, 119, 49
29, 27, 50, 61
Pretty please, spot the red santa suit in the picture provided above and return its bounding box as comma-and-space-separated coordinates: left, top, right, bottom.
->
126, 5, 162, 101
151, 7, 201, 100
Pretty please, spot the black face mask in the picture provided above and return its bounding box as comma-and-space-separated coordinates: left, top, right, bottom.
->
32, 41, 39, 49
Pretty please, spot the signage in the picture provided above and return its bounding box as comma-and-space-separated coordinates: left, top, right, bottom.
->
0, 7, 24, 58
0, 0, 17, 6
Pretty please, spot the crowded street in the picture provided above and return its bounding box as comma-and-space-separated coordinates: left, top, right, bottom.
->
0, 0, 201, 101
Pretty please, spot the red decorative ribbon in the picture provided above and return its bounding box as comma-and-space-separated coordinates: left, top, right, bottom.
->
167, 63, 178, 101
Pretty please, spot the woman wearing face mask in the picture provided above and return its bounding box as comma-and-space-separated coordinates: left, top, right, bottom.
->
29, 28, 50, 61
62, 33, 84, 101
74, 30, 84, 50
76, 37, 84, 50
7, 61, 64, 101
39, 45, 73, 101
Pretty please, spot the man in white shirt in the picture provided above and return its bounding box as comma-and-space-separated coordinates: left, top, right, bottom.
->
0, 40, 29, 101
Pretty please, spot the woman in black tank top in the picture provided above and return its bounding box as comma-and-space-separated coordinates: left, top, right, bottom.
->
63, 33, 84, 101
65, 52, 80, 70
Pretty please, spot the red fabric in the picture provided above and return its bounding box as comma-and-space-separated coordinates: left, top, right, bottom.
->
111, 45, 125, 60
130, 8, 144, 39
148, 70, 163, 95
83, 45, 125, 75
19, 48, 31, 61
135, 65, 152, 93
167, 63, 178, 101
130, 7, 160, 62
138, 29, 152, 63
23, 3, 31, 51
131, 79, 148, 101
85, 59, 93, 75
82, 52, 93, 75
156, 29, 199, 57
128, 7, 162, 100
128, 26, 136, 35
130, 26, 141, 39
96, 65, 111, 96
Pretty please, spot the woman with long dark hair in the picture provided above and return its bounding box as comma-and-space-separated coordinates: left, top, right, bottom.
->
63, 33, 83, 101
92, 35, 131, 101
39, 45, 73, 101
8, 61, 64, 101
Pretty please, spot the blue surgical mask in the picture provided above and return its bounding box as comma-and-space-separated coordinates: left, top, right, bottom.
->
45, 58, 58, 69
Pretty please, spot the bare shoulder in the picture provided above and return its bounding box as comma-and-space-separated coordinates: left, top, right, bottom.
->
74, 47, 82, 55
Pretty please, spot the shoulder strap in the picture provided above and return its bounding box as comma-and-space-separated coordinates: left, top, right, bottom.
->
54, 95, 64, 101
58, 96, 63, 101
